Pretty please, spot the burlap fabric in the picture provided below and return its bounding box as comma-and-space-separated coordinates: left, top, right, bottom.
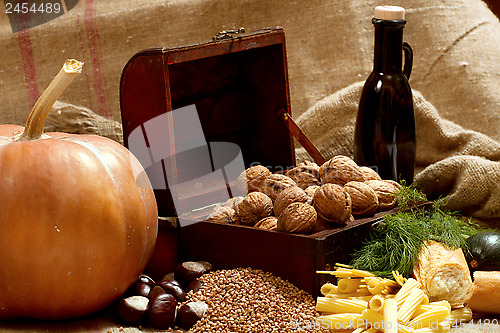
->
295, 82, 500, 223
0, 0, 499, 224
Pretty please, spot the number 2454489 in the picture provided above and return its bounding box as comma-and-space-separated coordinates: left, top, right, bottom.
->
5, 2, 62, 14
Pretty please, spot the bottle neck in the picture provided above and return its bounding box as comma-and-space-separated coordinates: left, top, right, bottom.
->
372, 18, 406, 73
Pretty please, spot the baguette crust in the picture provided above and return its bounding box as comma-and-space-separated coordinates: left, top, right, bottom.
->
467, 271, 500, 314
413, 241, 473, 307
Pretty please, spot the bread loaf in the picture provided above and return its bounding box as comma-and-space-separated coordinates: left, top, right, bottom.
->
413, 240, 473, 307
467, 271, 500, 314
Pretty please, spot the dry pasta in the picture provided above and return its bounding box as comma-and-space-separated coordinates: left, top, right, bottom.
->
315, 265, 471, 333
321, 282, 337, 296
316, 296, 368, 314
383, 298, 398, 333
316, 313, 361, 331
446, 306, 472, 327
409, 306, 450, 329
338, 278, 363, 293
412, 302, 450, 319
394, 278, 420, 309
361, 309, 385, 330
398, 288, 428, 323
369, 294, 385, 312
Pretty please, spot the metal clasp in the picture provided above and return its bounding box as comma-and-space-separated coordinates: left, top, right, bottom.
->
212, 27, 245, 41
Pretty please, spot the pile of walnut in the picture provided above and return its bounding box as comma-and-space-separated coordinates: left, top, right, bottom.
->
206, 155, 401, 235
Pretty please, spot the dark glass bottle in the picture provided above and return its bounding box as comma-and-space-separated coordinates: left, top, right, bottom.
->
354, 6, 416, 184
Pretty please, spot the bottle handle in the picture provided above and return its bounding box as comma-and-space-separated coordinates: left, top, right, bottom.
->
402, 41, 413, 80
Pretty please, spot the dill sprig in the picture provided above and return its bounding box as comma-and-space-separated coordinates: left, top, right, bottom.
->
393, 181, 428, 209
350, 187, 483, 278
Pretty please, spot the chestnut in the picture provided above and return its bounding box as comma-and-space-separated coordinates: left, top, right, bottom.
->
187, 279, 203, 293
148, 285, 167, 300
133, 282, 152, 298
115, 295, 149, 325
174, 261, 209, 287
138, 274, 155, 287
157, 279, 187, 302
148, 293, 178, 329
161, 272, 175, 282
176, 301, 208, 330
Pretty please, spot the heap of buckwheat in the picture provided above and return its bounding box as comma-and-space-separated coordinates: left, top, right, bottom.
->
186, 267, 328, 332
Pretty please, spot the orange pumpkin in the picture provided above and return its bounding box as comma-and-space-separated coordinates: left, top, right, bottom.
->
0, 60, 158, 319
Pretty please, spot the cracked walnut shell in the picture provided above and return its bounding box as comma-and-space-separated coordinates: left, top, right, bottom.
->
319, 155, 364, 185
237, 192, 273, 226
277, 202, 317, 234
273, 186, 311, 217
312, 183, 352, 225
236, 165, 271, 194
364, 180, 398, 211
344, 181, 379, 216
256, 174, 296, 201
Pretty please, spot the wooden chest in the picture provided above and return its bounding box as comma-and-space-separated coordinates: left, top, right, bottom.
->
119, 27, 383, 296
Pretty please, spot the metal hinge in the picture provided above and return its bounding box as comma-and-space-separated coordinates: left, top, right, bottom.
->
212, 27, 245, 41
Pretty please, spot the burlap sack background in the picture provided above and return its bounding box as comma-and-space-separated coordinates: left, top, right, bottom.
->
295, 82, 500, 223
0, 0, 499, 225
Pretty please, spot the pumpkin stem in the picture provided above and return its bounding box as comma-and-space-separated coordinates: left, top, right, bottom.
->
15, 59, 84, 141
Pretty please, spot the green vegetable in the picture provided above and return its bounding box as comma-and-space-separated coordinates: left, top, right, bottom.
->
465, 231, 500, 272
350, 186, 483, 279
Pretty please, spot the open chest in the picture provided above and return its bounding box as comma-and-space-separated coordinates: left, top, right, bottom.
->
120, 27, 388, 296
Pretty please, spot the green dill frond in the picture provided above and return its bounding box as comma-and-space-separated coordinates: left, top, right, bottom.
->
349, 185, 484, 278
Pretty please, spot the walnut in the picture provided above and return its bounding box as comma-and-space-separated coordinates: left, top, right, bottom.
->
256, 174, 296, 201
237, 192, 273, 226
277, 202, 317, 234
364, 180, 398, 211
273, 186, 311, 217
285, 161, 321, 189
285, 169, 321, 189
360, 166, 382, 181
223, 196, 244, 224
236, 165, 271, 194
304, 185, 321, 198
312, 183, 352, 224
254, 216, 278, 231
319, 155, 364, 185
310, 217, 332, 234
384, 179, 402, 191
344, 181, 379, 216
206, 206, 238, 224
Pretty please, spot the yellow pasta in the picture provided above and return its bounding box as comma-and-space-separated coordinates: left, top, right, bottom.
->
329, 294, 374, 301
409, 306, 450, 330
383, 298, 398, 333
412, 326, 450, 333
338, 278, 363, 293
369, 294, 385, 312
394, 278, 420, 309
316, 296, 368, 314
398, 288, 427, 323
363, 329, 382, 333
361, 309, 385, 330
317, 266, 376, 278
393, 271, 407, 287
445, 306, 472, 327
321, 282, 337, 296
365, 277, 400, 295
397, 323, 415, 333
411, 302, 450, 319
316, 313, 361, 331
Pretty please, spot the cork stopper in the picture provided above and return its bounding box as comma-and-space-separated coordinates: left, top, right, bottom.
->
374, 5, 405, 20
